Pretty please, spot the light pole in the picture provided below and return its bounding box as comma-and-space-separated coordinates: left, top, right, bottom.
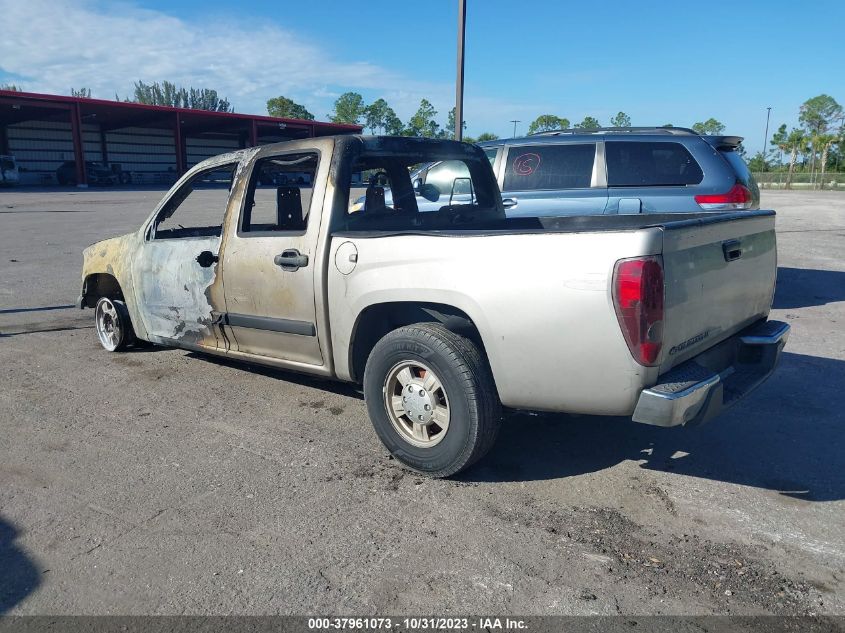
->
454, 0, 466, 142
510, 119, 520, 138
762, 106, 771, 172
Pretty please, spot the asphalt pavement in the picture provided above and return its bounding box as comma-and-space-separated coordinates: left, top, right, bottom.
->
1, 187, 843, 615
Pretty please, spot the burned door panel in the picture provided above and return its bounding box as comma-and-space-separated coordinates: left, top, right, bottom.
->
132, 237, 222, 346
131, 161, 239, 347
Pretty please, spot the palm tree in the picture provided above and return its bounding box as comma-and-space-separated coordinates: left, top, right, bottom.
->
808, 134, 822, 187
817, 134, 836, 188
785, 129, 805, 190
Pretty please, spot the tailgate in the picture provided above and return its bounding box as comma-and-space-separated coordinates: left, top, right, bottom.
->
659, 211, 777, 372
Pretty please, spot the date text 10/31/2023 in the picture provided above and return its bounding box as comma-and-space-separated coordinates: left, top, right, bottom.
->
307, 617, 528, 630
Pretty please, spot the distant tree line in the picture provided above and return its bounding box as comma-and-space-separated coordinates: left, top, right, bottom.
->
117, 81, 233, 112
526, 112, 726, 135
265, 92, 499, 143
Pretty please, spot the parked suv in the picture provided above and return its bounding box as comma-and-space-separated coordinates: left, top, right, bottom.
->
408, 127, 759, 216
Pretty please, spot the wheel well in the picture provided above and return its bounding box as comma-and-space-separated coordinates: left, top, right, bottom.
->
349, 301, 488, 383
81, 273, 123, 308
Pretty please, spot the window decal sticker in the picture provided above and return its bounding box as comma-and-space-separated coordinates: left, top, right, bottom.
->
512, 153, 541, 176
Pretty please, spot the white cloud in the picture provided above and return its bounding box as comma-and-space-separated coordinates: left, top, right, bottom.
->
0, 0, 546, 136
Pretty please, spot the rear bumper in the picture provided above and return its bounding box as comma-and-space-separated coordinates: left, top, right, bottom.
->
632, 319, 789, 427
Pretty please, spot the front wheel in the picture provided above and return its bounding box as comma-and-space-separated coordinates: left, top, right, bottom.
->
94, 297, 135, 351
363, 323, 501, 477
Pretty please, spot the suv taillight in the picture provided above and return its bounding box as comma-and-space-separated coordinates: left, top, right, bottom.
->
694, 183, 753, 210
612, 256, 664, 366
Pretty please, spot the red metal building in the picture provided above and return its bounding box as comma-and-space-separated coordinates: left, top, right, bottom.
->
0, 90, 361, 186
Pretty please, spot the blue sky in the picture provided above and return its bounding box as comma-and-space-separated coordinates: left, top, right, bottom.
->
1, 0, 843, 154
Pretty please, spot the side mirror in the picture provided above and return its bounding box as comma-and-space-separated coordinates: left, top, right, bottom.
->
413, 177, 422, 192
418, 183, 440, 202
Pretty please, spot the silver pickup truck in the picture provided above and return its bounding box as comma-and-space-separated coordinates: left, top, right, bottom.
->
78, 136, 788, 477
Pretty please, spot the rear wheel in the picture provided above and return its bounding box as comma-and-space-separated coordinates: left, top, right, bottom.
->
363, 323, 501, 477
94, 297, 135, 351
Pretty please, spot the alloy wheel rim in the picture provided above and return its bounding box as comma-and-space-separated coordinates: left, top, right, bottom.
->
383, 360, 450, 448
96, 299, 122, 351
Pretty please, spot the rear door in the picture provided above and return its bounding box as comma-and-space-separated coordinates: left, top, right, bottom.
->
220, 148, 326, 366
605, 139, 704, 213
499, 142, 607, 216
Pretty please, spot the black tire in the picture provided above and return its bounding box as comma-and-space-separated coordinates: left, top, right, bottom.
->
363, 322, 501, 477
94, 297, 135, 352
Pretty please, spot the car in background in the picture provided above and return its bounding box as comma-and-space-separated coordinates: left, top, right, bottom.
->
397, 127, 759, 216
56, 161, 118, 186
0, 154, 19, 186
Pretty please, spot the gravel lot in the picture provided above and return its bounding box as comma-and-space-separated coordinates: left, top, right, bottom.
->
1, 188, 843, 615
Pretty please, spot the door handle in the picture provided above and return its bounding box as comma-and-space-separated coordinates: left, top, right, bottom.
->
502, 197, 518, 209
274, 249, 309, 271
196, 251, 218, 268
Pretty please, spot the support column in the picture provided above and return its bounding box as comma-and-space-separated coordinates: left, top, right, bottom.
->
0, 125, 9, 155
70, 103, 87, 187
249, 120, 258, 147
174, 114, 186, 176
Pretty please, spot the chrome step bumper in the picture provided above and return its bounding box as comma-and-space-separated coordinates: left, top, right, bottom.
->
632, 320, 790, 427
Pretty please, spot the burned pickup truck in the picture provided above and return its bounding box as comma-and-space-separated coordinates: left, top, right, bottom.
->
78, 136, 788, 476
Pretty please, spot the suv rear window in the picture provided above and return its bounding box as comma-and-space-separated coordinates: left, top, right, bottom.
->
503, 143, 595, 191
606, 141, 703, 187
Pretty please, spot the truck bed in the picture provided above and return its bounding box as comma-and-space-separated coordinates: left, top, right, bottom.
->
330, 209, 777, 415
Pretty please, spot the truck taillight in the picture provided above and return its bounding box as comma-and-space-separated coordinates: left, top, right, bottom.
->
612, 256, 664, 366
694, 183, 753, 210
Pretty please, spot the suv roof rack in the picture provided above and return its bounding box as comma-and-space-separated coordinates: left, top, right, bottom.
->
529, 126, 698, 137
